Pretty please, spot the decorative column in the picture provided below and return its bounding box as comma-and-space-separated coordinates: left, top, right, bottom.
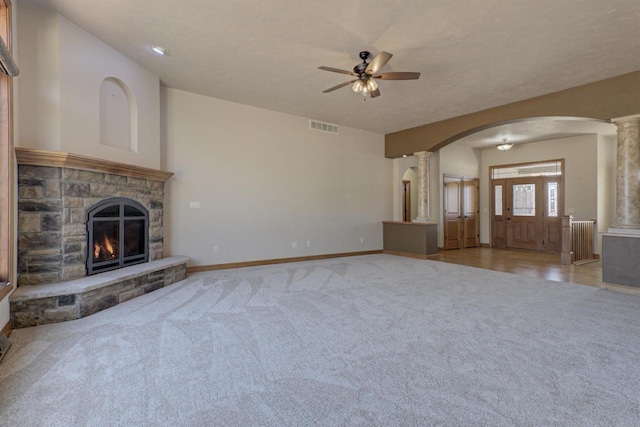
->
611, 116, 640, 232
602, 115, 640, 288
413, 151, 433, 223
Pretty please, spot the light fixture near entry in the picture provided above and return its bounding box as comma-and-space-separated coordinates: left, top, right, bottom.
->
496, 138, 513, 151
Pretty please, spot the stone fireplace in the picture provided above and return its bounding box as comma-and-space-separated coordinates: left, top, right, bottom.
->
11, 148, 187, 328
16, 149, 168, 285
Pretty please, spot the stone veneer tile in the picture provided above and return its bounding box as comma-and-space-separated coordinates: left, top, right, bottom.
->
148, 180, 163, 190
28, 264, 60, 273
41, 214, 62, 231
19, 214, 41, 232
45, 179, 61, 198
20, 165, 60, 179
62, 223, 85, 236
44, 306, 78, 322
63, 181, 91, 198
62, 265, 86, 281
64, 197, 84, 208
105, 174, 127, 185
58, 294, 75, 306
18, 272, 59, 286
28, 252, 61, 264
18, 186, 43, 199
19, 177, 44, 186
89, 183, 118, 197
118, 288, 142, 303
79, 294, 117, 318
82, 197, 104, 208
126, 176, 146, 187
62, 169, 105, 182
18, 232, 61, 249
19, 200, 62, 212
63, 241, 83, 253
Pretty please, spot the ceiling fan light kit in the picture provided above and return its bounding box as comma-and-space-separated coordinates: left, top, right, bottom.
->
319, 51, 420, 99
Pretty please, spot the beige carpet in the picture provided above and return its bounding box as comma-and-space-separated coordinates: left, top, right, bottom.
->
1, 254, 639, 426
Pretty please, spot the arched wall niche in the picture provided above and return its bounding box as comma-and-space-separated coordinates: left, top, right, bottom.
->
99, 77, 138, 152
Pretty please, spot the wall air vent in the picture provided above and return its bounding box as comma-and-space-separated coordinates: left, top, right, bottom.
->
309, 120, 339, 134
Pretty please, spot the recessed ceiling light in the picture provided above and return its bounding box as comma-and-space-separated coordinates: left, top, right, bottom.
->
152, 46, 169, 55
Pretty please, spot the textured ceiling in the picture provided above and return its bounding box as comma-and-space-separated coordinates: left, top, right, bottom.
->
25, 0, 640, 135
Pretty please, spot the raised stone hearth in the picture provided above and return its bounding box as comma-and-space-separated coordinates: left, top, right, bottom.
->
10, 256, 187, 328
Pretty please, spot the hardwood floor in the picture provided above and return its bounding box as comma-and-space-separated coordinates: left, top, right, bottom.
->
428, 247, 604, 288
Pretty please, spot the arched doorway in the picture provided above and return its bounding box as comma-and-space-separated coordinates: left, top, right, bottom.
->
401, 167, 418, 221
446, 117, 616, 256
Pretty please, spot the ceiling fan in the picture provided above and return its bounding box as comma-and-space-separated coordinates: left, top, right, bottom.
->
318, 51, 420, 98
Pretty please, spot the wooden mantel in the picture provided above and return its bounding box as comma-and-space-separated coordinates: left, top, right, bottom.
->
15, 148, 174, 182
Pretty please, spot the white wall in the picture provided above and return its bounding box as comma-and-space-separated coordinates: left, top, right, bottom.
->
479, 134, 600, 249
439, 144, 481, 179
16, 1, 160, 168
162, 87, 392, 266
14, 1, 60, 151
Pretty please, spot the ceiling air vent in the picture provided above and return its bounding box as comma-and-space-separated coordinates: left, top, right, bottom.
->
310, 120, 339, 134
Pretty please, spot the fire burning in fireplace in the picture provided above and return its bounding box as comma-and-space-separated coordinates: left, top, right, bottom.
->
93, 234, 118, 262
86, 198, 149, 275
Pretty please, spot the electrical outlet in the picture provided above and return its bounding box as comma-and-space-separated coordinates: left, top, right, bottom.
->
190, 201, 201, 209
213, 246, 218, 254
292, 241, 297, 248
306, 240, 311, 248
360, 237, 364, 244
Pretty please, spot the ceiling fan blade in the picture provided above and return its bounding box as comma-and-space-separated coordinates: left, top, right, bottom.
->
365, 51, 393, 74
318, 66, 359, 77
323, 80, 357, 93
375, 72, 421, 80
370, 87, 381, 98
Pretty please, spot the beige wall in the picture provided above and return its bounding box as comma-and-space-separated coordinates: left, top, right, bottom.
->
479, 134, 609, 252
162, 87, 392, 266
15, 1, 160, 168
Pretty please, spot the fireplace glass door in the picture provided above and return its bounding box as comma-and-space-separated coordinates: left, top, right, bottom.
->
87, 198, 149, 275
